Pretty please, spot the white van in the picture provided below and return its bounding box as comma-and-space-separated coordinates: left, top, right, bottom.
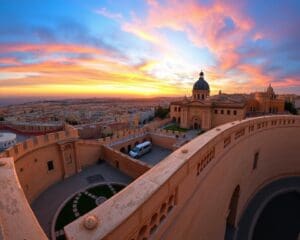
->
129, 141, 152, 158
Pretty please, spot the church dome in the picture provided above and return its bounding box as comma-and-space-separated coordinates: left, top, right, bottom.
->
193, 71, 210, 91
267, 84, 274, 95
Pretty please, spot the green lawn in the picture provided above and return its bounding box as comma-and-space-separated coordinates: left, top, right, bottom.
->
54, 183, 126, 240
77, 194, 96, 215
164, 124, 188, 132
88, 185, 113, 198
55, 195, 77, 231
112, 184, 125, 192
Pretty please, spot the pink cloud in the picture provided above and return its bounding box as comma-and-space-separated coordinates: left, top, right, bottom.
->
123, 0, 254, 71
0, 57, 20, 65
0, 43, 105, 55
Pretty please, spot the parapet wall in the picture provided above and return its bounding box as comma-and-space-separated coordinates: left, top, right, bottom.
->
98, 128, 148, 146
0, 121, 63, 135
75, 140, 103, 168
102, 145, 150, 179
0, 127, 79, 160
144, 118, 171, 131
0, 158, 48, 240
64, 115, 300, 240
0, 127, 79, 203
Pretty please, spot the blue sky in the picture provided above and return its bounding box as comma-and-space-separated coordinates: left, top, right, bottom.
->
0, 0, 299, 97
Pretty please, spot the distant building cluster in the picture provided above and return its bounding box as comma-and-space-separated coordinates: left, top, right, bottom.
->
170, 71, 286, 130
0, 132, 16, 151
0, 99, 171, 128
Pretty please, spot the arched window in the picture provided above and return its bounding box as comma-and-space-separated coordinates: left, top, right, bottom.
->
225, 185, 240, 239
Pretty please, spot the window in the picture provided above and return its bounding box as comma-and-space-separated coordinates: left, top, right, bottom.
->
253, 152, 259, 170
221, 109, 224, 114
233, 110, 237, 115
214, 109, 218, 114
227, 110, 230, 115
47, 161, 54, 171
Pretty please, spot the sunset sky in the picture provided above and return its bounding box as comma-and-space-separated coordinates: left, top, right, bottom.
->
0, 0, 299, 98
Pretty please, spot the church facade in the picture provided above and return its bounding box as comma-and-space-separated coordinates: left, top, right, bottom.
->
170, 71, 285, 130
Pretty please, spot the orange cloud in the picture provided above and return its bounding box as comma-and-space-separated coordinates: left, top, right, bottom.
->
0, 51, 187, 98
238, 64, 272, 86
0, 57, 20, 65
0, 43, 105, 55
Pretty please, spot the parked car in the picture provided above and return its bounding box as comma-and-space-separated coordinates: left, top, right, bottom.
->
129, 141, 152, 158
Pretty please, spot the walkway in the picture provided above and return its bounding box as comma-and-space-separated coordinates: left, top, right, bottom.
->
31, 162, 132, 238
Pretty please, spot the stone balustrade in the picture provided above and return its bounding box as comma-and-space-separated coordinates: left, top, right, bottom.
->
0, 115, 299, 240
64, 115, 300, 240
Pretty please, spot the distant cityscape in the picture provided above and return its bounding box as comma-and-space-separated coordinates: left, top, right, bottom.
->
1, 1, 300, 239
0, 97, 177, 126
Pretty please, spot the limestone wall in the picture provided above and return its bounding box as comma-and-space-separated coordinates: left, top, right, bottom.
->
98, 128, 148, 146
0, 158, 48, 240
144, 118, 171, 131
16, 143, 64, 203
109, 129, 182, 152
76, 140, 102, 168
0, 121, 63, 134
150, 133, 177, 150
64, 115, 300, 240
110, 134, 151, 153
211, 107, 246, 127
101, 145, 150, 178
0, 128, 79, 203
0, 127, 78, 160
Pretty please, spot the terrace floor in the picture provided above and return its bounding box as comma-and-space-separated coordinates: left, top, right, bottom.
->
139, 145, 173, 166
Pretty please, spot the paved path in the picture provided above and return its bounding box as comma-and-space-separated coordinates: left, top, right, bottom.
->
234, 177, 300, 240
31, 162, 132, 237
139, 145, 172, 166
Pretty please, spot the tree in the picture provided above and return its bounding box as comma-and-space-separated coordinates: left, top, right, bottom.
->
65, 118, 79, 125
284, 101, 297, 115
155, 106, 170, 119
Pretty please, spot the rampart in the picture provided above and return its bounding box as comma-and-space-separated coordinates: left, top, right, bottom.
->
0, 127, 79, 203
102, 145, 151, 178
1, 115, 299, 240
0, 121, 63, 135
64, 115, 300, 240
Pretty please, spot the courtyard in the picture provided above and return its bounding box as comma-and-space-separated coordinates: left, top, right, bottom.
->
138, 144, 173, 166
31, 161, 132, 238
